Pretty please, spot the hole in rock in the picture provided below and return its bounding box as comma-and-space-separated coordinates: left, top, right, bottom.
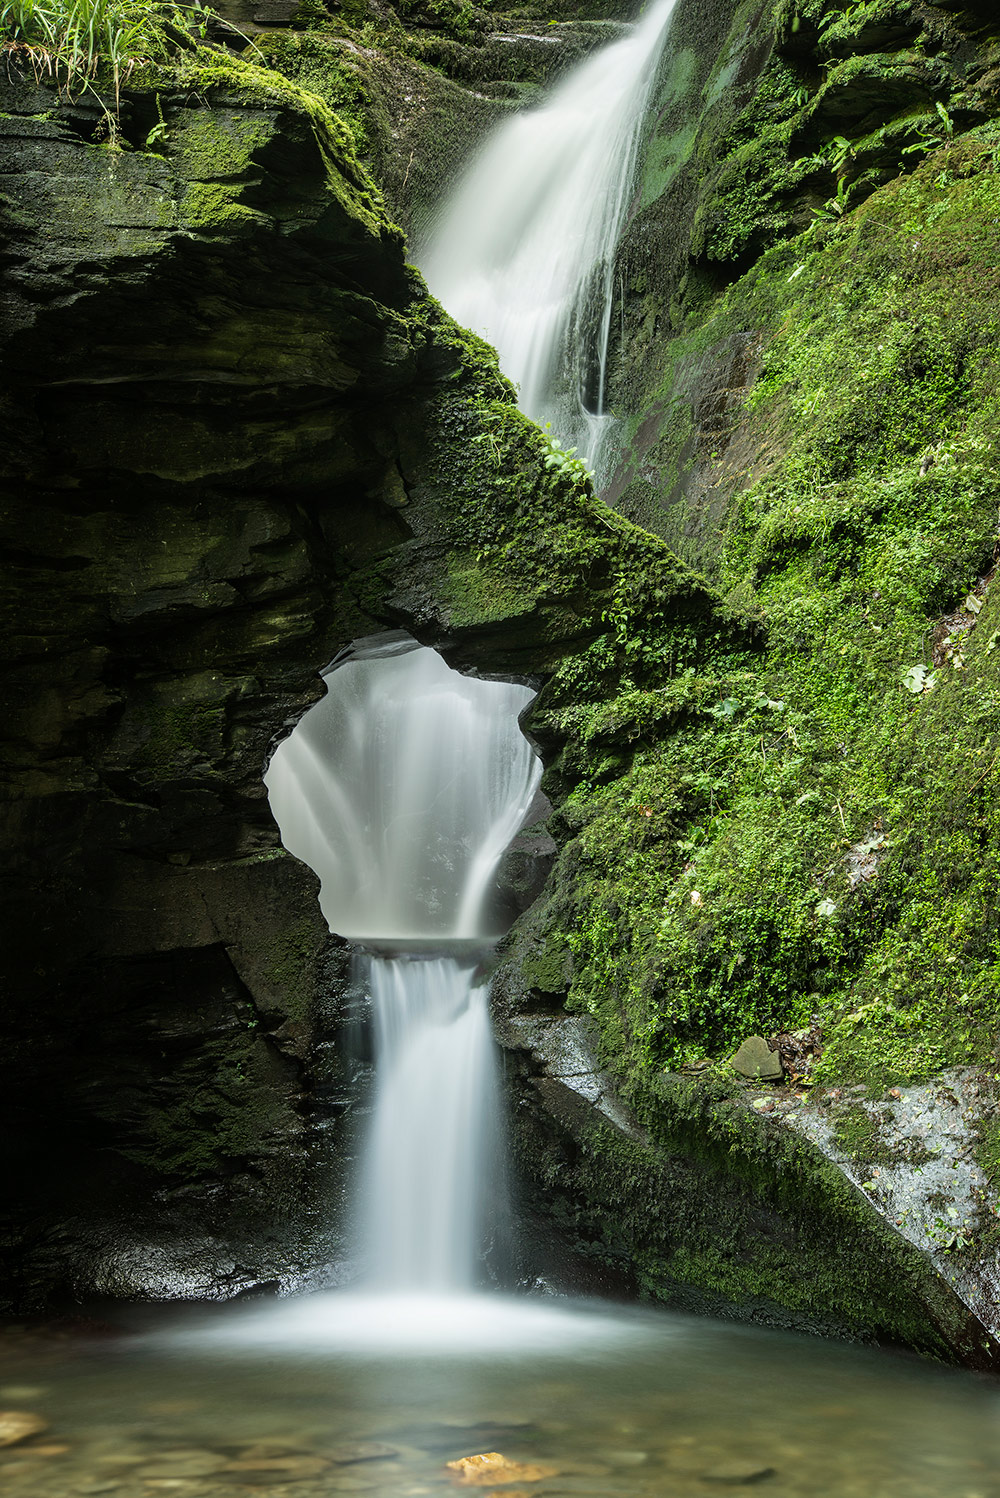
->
263, 633, 542, 945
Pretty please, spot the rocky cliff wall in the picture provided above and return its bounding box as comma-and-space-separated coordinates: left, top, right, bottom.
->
0, 38, 720, 1307
4, 0, 1000, 1368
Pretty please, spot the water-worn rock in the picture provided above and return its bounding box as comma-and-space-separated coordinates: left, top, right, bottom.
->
446, 1452, 559, 1486
0, 1410, 48, 1446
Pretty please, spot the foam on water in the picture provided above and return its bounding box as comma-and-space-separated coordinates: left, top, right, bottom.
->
170, 1291, 652, 1358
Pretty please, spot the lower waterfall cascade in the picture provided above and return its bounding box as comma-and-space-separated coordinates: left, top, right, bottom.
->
418, 0, 679, 476
264, 637, 539, 1305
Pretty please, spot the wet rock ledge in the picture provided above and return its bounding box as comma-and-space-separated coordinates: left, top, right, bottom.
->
496, 1001, 1000, 1369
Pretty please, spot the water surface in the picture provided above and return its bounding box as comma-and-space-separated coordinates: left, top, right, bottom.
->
2, 1297, 997, 1498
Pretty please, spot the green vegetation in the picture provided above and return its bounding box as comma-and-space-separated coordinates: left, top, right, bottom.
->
1, 0, 162, 97
0, 0, 218, 135
514, 125, 1000, 1099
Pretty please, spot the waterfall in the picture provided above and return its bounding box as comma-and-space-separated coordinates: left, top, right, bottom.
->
265, 639, 538, 942
362, 956, 503, 1291
418, 0, 678, 475
265, 637, 540, 1293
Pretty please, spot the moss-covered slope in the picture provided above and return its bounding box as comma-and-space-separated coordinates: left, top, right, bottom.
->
487, 0, 1000, 1358
515, 132, 1000, 1091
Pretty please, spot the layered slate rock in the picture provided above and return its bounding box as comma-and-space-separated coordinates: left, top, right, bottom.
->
494, 1004, 1000, 1368
0, 67, 418, 1305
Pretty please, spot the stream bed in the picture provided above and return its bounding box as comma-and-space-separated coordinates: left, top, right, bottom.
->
1, 1296, 997, 1498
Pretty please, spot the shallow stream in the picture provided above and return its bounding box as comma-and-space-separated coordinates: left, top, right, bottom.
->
2, 1296, 998, 1498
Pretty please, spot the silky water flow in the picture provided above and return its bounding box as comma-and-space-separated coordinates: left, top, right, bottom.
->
265, 638, 540, 1306
418, 0, 679, 477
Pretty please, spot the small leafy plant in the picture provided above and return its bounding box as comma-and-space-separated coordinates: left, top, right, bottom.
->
540, 423, 593, 489
903, 102, 956, 159
808, 174, 854, 229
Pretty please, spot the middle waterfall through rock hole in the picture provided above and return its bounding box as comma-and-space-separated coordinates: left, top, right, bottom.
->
264, 635, 542, 1300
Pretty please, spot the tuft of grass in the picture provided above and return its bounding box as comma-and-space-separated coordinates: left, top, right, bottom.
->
0, 0, 163, 106
0, 0, 264, 142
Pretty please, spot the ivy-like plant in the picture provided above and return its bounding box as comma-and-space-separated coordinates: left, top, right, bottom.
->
540, 422, 593, 488
902, 101, 956, 158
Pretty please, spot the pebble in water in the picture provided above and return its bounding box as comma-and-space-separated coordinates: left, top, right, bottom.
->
445, 1452, 560, 1486
0, 1410, 48, 1446
701, 1461, 777, 1485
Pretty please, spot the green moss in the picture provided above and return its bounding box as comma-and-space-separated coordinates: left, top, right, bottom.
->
832, 1102, 895, 1163
161, 45, 397, 239
169, 108, 273, 180
252, 32, 377, 155
262, 916, 326, 1026
132, 700, 227, 776
521, 932, 573, 994
515, 1066, 983, 1356
180, 179, 269, 229
117, 1027, 289, 1178
512, 124, 1000, 1096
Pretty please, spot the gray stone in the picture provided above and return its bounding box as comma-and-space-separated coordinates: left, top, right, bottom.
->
731, 1037, 782, 1081
701, 1460, 776, 1484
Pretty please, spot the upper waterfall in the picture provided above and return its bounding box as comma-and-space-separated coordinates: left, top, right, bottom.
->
418, 0, 678, 473
264, 638, 540, 942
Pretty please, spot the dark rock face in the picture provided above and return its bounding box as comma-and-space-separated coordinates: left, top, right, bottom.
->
0, 73, 422, 1306
0, 51, 710, 1306
0, 69, 482, 1304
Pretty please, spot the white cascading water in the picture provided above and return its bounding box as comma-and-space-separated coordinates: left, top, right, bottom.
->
265, 638, 538, 943
363, 956, 502, 1291
418, 0, 679, 475
265, 637, 539, 1297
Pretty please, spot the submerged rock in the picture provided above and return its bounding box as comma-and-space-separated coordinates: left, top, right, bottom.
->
0, 1410, 48, 1447
326, 1442, 400, 1465
701, 1461, 776, 1485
